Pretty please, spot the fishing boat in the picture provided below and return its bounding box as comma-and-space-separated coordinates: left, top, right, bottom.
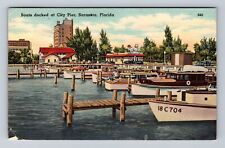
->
149, 89, 216, 121
131, 65, 210, 96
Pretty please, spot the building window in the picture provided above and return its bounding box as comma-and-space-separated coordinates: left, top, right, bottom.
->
54, 59, 57, 62
48, 59, 50, 63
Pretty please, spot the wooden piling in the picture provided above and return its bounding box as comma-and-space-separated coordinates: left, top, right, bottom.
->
128, 77, 131, 93
83, 70, 85, 80
71, 75, 75, 91
67, 95, 74, 127
97, 71, 100, 85
57, 69, 60, 78
44, 69, 47, 78
30, 70, 34, 78
62, 92, 68, 120
54, 75, 58, 84
99, 71, 102, 85
155, 88, 160, 97
16, 69, 20, 79
167, 91, 172, 101
112, 90, 118, 119
120, 92, 126, 122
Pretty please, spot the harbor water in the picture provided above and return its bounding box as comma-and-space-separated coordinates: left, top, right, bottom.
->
8, 77, 216, 140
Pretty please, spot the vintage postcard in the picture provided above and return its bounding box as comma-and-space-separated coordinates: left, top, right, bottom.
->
8, 7, 216, 140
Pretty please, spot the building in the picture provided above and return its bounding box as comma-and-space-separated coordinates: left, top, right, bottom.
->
105, 53, 144, 64
171, 52, 193, 66
39, 47, 76, 64
8, 39, 32, 54
54, 18, 73, 47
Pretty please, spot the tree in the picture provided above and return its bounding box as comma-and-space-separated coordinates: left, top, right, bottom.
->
163, 25, 174, 52
8, 50, 21, 64
20, 48, 32, 64
99, 29, 112, 61
140, 37, 159, 62
113, 45, 128, 53
173, 36, 188, 52
193, 37, 216, 61
67, 27, 98, 62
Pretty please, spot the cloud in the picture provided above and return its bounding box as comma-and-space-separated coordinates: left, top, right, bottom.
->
110, 13, 216, 50
8, 13, 216, 53
8, 17, 52, 54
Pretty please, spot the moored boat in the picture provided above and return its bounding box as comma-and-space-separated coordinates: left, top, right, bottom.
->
63, 70, 81, 79
92, 71, 113, 83
149, 89, 216, 121
131, 71, 209, 96
105, 78, 133, 90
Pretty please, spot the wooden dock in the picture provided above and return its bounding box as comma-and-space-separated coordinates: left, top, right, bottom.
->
61, 90, 159, 127
8, 69, 63, 79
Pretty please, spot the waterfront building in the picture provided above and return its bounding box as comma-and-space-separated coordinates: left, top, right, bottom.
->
8, 39, 32, 55
54, 18, 73, 47
171, 52, 193, 66
105, 53, 144, 64
39, 47, 76, 64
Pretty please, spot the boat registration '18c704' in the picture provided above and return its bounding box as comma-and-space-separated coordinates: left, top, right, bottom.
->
149, 89, 216, 122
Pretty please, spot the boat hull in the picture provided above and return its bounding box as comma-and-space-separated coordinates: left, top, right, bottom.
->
131, 84, 204, 96
63, 71, 81, 79
149, 101, 216, 122
105, 82, 128, 90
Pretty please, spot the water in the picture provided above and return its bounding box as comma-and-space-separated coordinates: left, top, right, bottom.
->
8, 78, 216, 140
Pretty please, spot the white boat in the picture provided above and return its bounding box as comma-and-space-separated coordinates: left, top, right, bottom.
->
149, 89, 216, 121
63, 71, 81, 79
105, 78, 131, 90
92, 72, 113, 83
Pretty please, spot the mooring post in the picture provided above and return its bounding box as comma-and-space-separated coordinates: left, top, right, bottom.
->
57, 69, 60, 78
44, 69, 47, 78
16, 69, 20, 79
167, 91, 172, 101
62, 92, 68, 120
155, 88, 160, 98
30, 69, 34, 78
71, 75, 76, 91
120, 92, 126, 122
128, 76, 131, 93
100, 71, 102, 85
54, 75, 58, 85
97, 71, 100, 85
67, 95, 74, 127
112, 89, 118, 119
83, 70, 85, 80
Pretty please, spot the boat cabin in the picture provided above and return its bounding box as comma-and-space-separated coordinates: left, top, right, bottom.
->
177, 90, 216, 106
139, 72, 208, 87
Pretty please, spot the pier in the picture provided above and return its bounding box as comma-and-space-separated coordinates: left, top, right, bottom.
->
8, 69, 63, 79
62, 90, 157, 127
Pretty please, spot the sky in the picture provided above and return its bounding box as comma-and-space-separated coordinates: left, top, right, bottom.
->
8, 8, 216, 54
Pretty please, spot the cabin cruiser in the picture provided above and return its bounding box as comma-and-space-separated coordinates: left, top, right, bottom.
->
131, 71, 209, 96
149, 89, 216, 121
131, 65, 212, 96
104, 72, 159, 90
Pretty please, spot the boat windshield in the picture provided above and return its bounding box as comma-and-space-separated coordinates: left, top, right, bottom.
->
166, 73, 205, 82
